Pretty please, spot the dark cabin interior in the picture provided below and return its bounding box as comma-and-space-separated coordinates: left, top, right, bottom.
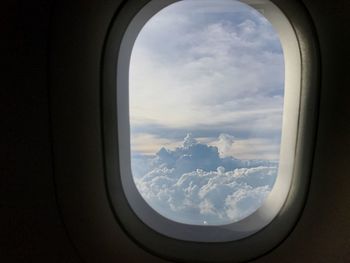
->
1, 0, 350, 262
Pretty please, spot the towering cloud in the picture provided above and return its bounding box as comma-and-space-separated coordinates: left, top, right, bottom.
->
132, 134, 277, 225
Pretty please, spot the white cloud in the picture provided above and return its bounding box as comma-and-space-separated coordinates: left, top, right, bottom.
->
131, 133, 181, 155
210, 134, 281, 159
129, 0, 284, 159
132, 134, 277, 225
225, 185, 270, 221
216, 133, 235, 157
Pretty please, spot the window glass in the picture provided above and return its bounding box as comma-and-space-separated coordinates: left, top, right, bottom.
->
129, 0, 284, 225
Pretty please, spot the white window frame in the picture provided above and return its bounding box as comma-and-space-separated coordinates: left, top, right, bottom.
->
116, 0, 300, 242
101, 0, 319, 261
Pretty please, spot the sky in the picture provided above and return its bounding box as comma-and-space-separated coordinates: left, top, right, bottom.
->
128, 0, 284, 225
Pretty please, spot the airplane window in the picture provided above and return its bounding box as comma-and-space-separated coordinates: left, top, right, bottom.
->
112, 0, 303, 243
129, 0, 284, 225
52, 0, 318, 258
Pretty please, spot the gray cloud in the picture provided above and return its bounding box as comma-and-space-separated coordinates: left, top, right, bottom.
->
130, 0, 284, 159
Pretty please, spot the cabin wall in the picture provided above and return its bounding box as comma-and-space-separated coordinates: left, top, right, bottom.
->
1, 0, 349, 262
0, 0, 81, 262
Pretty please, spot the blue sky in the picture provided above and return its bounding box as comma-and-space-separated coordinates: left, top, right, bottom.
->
128, 0, 284, 224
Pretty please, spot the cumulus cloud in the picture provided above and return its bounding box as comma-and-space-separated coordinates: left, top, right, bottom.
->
216, 133, 235, 157
132, 134, 277, 225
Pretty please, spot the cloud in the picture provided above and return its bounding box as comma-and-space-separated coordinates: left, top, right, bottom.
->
210, 135, 281, 159
225, 185, 270, 221
128, 1, 283, 224
129, 0, 284, 159
216, 133, 235, 157
132, 134, 277, 225
131, 133, 181, 155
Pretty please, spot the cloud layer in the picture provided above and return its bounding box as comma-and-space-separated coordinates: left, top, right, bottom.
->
129, 0, 284, 159
132, 134, 277, 225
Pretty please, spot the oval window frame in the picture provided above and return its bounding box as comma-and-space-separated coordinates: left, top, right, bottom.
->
102, 0, 319, 261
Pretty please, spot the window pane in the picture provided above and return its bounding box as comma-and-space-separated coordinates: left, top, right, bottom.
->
129, 0, 284, 225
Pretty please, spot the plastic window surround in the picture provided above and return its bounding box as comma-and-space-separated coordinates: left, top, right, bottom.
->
102, 0, 318, 261
117, 0, 298, 242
